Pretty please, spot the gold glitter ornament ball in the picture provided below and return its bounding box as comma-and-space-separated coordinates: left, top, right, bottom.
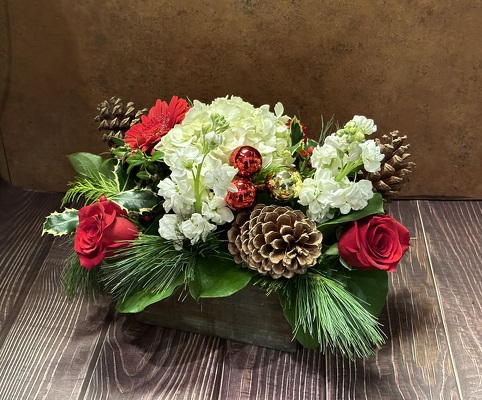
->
266, 167, 303, 202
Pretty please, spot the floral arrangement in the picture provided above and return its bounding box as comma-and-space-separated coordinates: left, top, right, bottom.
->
43, 95, 415, 359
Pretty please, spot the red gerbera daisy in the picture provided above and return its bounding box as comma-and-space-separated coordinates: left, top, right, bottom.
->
124, 96, 190, 153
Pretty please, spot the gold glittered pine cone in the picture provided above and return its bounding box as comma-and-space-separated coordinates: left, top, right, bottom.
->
94, 96, 148, 148
361, 131, 416, 201
227, 204, 323, 279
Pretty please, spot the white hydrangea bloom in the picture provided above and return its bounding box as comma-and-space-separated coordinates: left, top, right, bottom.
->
156, 96, 293, 169
180, 213, 216, 245
359, 140, 384, 173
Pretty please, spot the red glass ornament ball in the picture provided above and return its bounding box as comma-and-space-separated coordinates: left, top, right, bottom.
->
229, 146, 262, 178
225, 177, 257, 210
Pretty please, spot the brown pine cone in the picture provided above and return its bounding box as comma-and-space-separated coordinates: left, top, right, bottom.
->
227, 204, 323, 279
94, 96, 148, 148
361, 131, 416, 201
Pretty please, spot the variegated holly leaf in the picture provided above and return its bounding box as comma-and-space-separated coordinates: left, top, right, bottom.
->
42, 209, 79, 236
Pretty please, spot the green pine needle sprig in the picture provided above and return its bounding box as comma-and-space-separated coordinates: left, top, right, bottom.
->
62, 251, 104, 299
274, 271, 385, 359
101, 234, 189, 301
62, 173, 119, 206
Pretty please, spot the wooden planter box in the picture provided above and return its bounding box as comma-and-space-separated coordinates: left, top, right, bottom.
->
136, 284, 298, 352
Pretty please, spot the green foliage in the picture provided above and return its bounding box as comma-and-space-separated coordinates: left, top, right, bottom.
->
116, 272, 186, 313
289, 116, 305, 148
188, 253, 256, 299
109, 189, 159, 211
326, 267, 388, 317
62, 152, 120, 206
318, 193, 384, 240
62, 251, 104, 299
317, 115, 335, 144
100, 233, 256, 312
67, 152, 115, 180
101, 234, 189, 303
278, 272, 386, 359
42, 209, 79, 236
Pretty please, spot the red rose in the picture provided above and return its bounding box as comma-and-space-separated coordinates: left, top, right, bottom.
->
74, 200, 138, 270
338, 214, 410, 272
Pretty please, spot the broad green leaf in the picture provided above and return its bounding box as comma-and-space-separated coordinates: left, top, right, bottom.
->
110, 189, 159, 211
289, 116, 304, 146
318, 193, 384, 238
116, 272, 185, 313
109, 136, 125, 147
67, 152, 115, 180
114, 161, 136, 191
189, 255, 256, 299
330, 268, 388, 317
42, 209, 79, 236
279, 293, 320, 349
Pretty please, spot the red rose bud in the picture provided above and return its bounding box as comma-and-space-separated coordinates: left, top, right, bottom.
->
338, 214, 410, 272
74, 200, 138, 270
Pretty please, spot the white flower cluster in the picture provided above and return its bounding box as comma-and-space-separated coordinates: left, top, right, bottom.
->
298, 116, 384, 223
155, 96, 293, 246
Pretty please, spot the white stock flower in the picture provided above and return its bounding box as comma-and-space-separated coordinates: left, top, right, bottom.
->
163, 146, 202, 179
202, 158, 238, 197
180, 213, 216, 245
330, 180, 374, 214
157, 177, 195, 214
310, 142, 341, 172
158, 214, 184, 249
359, 140, 384, 173
344, 115, 377, 137
298, 169, 338, 222
202, 196, 234, 225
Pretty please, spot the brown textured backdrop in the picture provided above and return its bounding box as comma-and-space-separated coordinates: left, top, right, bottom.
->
0, 0, 481, 198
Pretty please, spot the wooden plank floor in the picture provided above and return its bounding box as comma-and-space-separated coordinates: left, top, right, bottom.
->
0, 179, 480, 400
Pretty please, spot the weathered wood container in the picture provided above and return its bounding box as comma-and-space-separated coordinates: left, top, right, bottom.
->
136, 284, 298, 352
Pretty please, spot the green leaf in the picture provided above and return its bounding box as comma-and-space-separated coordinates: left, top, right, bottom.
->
114, 161, 136, 191
136, 171, 151, 180
329, 268, 388, 317
116, 272, 185, 313
289, 116, 304, 145
279, 295, 320, 349
109, 136, 125, 147
67, 152, 115, 180
109, 189, 159, 211
318, 193, 384, 238
42, 209, 79, 236
150, 150, 163, 161
188, 255, 256, 299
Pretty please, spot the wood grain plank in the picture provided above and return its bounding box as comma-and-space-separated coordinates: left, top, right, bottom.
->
218, 342, 326, 400
0, 235, 111, 400
83, 318, 225, 400
325, 200, 460, 399
0, 180, 63, 329
418, 201, 482, 400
